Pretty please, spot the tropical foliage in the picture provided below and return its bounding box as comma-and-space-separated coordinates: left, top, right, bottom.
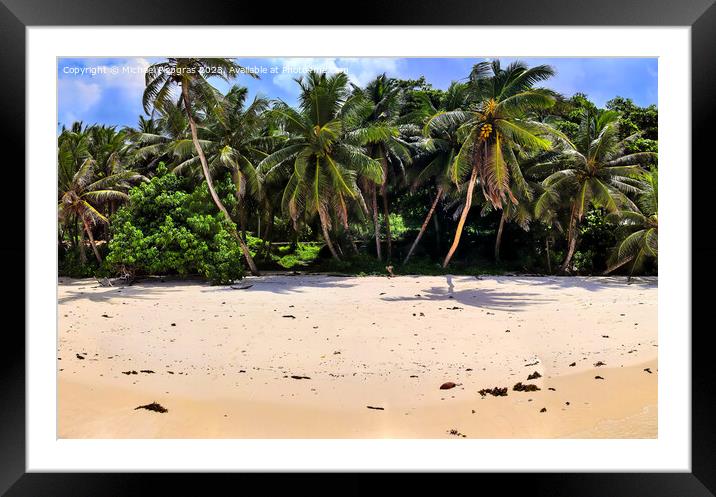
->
58, 58, 659, 281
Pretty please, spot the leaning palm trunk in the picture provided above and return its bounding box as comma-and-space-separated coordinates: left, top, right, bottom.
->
181, 84, 260, 276
560, 206, 579, 273
442, 162, 479, 268
78, 221, 87, 264
81, 216, 103, 264
379, 153, 392, 261
318, 208, 341, 260
404, 186, 443, 265
371, 183, 382, 260
494, 211, 507, 262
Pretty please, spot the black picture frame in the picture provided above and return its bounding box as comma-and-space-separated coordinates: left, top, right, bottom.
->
2, 0, 714, 494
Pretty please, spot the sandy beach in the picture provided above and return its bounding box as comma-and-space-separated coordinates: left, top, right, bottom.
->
58, 274, 657, 438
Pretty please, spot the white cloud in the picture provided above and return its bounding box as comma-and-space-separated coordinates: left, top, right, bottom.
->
57, 79, 102, 114
58, 57, 152, 119
269, 57, 401, 94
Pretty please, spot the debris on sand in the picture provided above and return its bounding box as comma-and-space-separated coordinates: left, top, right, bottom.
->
447, 306, 463, 310
440, 382, 457, 390
540, 408, 547, 413
644, 368, 653, 374
282, 315, 296, 319
569, 362, 576, 367
385, 266, 395, 278
290, 375, 311, 380
525, 360, 539, 367
134, 402, 168, 413
122, 370, 138, 375
527, 371, 542, 380
513, 382, 540, 392
76, 354, 85, 360
101, 314, 112, 318
548, 387, 556, 391
140, 370, 155, 374
447, 429, 467, 438
479, 387, 508, 397
595, 375, 605, 380
366, 405, 384, 410
230, 284, 254, 290
594, 361, 606, 367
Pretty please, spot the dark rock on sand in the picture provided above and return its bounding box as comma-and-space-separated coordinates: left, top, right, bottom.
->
440, 382, 457, 390
540, 408, 547, 413
595, 375, 605, 380
527, 371, 542, 380
594, 361, 606, 367
76, 354, 85, 360
569, 362, 576, 367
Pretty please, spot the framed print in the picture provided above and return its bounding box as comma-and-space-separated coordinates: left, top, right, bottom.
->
2, 0, 715, 494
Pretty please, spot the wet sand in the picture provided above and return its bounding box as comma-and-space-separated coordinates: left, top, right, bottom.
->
58, 274, 657, 438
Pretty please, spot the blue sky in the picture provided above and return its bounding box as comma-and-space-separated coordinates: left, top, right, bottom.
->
57, 57, 657, 129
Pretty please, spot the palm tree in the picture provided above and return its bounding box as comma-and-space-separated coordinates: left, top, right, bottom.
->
58, 157, 143, 263
533, 108, 657, 272
171, 85, 274, 239
259, 71, 382, 260
402, 82, 473, 264
604, 168, 658, 275
436, 61, 558, 267
142, 58, 261, 275
348, 74, 411, 260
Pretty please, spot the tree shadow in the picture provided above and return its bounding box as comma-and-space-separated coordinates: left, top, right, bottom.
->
381, 274, 557, 312
58, 280, 184, 305
493, 275, 657, 292
199, 274, 360, 296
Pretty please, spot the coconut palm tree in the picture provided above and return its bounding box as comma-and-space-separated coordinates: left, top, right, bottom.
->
436, 60, 558, 267
58, 157, 144, 263
171, 85, 275, 239
142, 57, 261, 275
533, 108, 657, 272
604, 168, 658, 275
347, 74, 411, 260
259, 71, 382, 260
402, 82, 473, 264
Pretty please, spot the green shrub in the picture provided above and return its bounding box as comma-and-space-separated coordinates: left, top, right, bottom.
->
106, 167, 244, 284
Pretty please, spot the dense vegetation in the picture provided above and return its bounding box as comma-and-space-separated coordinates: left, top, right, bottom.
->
58, 58, 658, 282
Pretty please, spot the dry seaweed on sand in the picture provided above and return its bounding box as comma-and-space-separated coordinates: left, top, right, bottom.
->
527, 371, 542, 380
513, 382, 540, 392
479, 387, 508, 397
134, 402, 168, 413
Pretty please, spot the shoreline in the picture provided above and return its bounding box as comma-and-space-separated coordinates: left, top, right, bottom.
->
58, 275, 657, 438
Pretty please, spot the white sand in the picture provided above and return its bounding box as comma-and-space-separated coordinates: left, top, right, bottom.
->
58, 274, 657, 438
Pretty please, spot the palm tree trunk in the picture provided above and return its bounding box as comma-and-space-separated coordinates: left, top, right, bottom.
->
318, 208, 341, 260
371, 183, 382, 260
560, 207, 579, 273
78, 222, 87, 264
494, 211, 506, 262
442, 162, 479, 268
181, 83, 260, 276
380, 155, 392, 261
404, 187, 442, 265
82, 217, 102, 264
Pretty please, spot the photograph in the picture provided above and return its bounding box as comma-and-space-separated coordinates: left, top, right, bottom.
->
56, 55, 658, 440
